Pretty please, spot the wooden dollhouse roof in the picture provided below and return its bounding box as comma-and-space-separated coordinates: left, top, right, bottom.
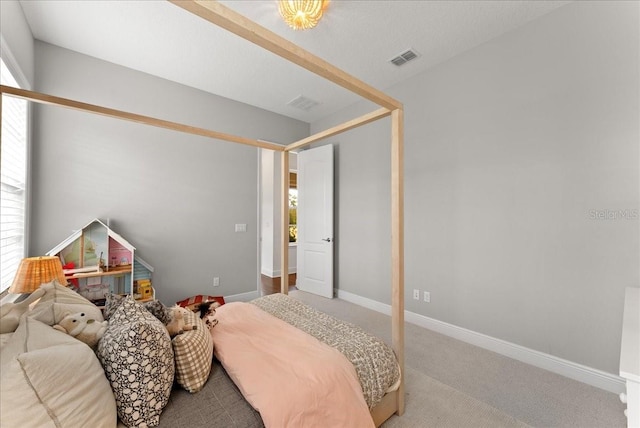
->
47, 218, 136, 256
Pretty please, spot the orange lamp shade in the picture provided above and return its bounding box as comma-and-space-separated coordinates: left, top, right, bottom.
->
9, 256, 67, 294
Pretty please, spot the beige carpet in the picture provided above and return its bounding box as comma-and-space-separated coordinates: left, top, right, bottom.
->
382, 366, 529, 428
290, 290, 626, 428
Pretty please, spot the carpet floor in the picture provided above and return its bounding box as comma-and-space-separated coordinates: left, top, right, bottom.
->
290, 290, 626, 428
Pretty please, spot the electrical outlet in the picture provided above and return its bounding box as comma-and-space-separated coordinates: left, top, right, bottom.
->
213, 277, 220, 287
424, 291, 431, 303
413, 289, 419, 300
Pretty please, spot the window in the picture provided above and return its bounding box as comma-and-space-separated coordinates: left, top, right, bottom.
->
0, 58, 28, 292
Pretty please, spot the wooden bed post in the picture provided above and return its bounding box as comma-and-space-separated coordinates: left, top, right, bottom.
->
280, 150, 290, 295
391, 108, 405, 416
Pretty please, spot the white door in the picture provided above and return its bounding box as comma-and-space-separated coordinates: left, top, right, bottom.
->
297, 145, 333, 298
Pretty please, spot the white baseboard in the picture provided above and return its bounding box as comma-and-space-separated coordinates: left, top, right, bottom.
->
336, 289, 625, 394
224, 290, 260, 302
261, 268, 297, 277
261, 268, 276, 277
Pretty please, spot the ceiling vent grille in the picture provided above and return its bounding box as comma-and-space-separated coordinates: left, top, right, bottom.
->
287, 95, 320, 111
390, 49, 419, 67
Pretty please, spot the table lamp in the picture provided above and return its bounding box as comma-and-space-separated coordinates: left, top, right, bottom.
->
9, 256, 67, 294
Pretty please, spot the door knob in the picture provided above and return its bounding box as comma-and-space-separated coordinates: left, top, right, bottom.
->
322, 238, 332, 242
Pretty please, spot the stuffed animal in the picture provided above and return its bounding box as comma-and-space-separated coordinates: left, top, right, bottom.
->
0, 287, 46, 334
165, 305, 196, 337
144, 300, 195, 337
53, 312, 108, 348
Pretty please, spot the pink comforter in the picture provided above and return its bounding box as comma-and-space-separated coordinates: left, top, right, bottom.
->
211, 302, 375, 428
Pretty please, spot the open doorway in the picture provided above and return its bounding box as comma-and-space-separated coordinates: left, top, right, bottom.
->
258, 150, 297, 295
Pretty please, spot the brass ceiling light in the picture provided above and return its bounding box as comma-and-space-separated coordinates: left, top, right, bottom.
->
278, 0, 328, 30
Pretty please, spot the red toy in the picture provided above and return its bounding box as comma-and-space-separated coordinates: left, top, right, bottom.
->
176, 295, 225, 312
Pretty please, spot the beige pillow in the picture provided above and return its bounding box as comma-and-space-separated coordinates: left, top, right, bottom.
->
0, 316, 117, 428
173, 309, 214, 393
29, 280, 103, 326
0, 332, 13, 350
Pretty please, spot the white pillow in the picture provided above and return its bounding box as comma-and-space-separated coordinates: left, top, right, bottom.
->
0, 316, 117, 428
0, 332, 13, 350
29, 280, 103, 326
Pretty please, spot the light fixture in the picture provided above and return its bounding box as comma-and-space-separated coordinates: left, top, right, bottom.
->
9, 256, 67, 294
278, 0, 328, 30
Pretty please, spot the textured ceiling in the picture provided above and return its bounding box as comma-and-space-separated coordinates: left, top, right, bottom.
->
19, 1, 569, 123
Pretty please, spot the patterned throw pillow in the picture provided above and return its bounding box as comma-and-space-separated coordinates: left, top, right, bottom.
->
97, 297, 174, 427
143, 300, 173, 325
172, 310, 214, 393
103, 292, 126, 320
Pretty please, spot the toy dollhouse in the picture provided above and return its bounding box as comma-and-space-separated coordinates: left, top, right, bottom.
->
47, 219, 154, 304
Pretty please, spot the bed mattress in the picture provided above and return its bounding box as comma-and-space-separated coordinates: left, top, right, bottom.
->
251, 293, 400, 409
211, 299, 375, 427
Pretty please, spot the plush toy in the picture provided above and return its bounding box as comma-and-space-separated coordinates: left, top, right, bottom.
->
165, 305, 196, 337
0, 287, 46, 334
144, 300, 195, 337
53, 312, 108, 348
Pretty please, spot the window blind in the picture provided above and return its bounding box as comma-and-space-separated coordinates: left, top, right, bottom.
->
1, 59, 28, 292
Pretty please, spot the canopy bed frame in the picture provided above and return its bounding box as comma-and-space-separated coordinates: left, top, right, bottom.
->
0, 1, 405, 424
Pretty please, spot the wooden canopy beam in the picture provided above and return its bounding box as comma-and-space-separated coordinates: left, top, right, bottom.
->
285, 107, 391, 152
0, 85, 284, 152
169, 1, 402, 111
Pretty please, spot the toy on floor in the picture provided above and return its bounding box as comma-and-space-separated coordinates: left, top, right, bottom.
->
196, 300, 221, 330
53, 312, 108, 348
176, 295, 225, 312
0, 287, 46, 334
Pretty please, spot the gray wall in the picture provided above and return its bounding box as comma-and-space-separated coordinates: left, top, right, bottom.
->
31, 42, 308, 305
311, 1, 639, 374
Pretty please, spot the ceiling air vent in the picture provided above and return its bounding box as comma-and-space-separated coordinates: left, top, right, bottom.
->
390, 49, 419, 67
287, 95, 320, 111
